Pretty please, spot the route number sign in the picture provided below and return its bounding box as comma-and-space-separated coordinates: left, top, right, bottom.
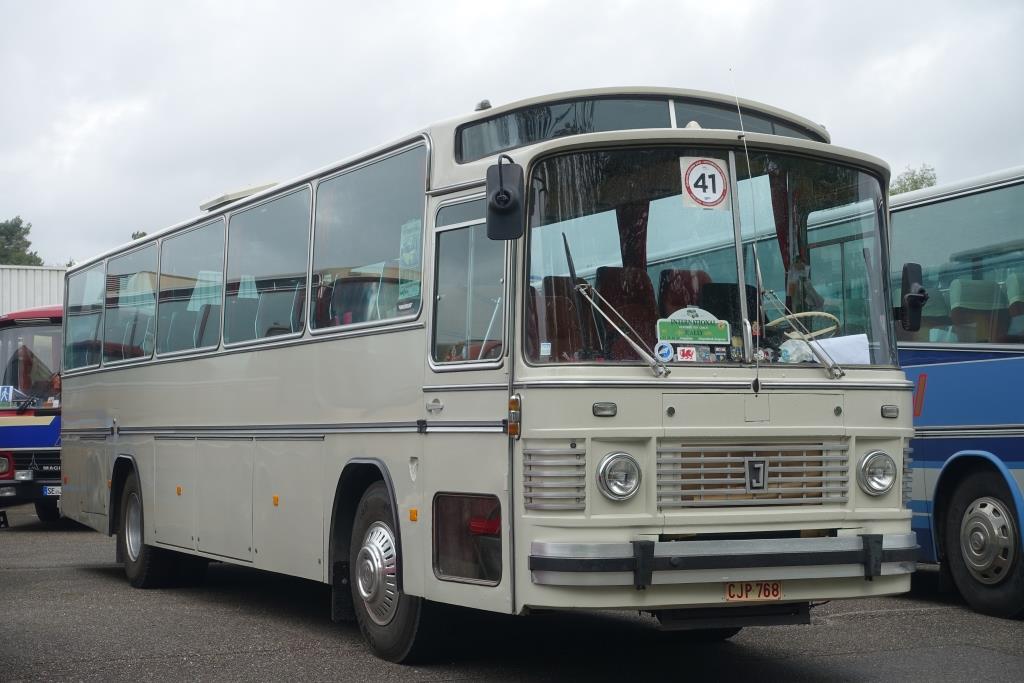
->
681, 157, 729, 210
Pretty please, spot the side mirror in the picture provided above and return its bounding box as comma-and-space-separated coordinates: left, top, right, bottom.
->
896, 262, 928, 332
486, 155, 525, 241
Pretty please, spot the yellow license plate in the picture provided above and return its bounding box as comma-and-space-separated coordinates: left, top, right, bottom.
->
724, 581, 783, 602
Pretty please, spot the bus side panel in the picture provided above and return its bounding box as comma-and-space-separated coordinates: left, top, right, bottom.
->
153, 437, 196, 550
196, 438, 254, 562
254, 438, 324, 581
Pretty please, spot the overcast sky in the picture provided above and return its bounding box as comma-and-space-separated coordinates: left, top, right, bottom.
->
2, 0, 1021, 266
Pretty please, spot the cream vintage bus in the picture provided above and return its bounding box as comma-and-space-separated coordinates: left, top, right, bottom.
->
61, 87, 926, 662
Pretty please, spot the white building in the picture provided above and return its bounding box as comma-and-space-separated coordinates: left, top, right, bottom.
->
0, 265, 66, 316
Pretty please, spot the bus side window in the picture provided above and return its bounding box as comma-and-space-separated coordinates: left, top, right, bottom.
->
433, 222, 504, 364
104, 245, 158, 363
311, 145, 427, 330
225, 188, 310, 344
158, 219, 224, 354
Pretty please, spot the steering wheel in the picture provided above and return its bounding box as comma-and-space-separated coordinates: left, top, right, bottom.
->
764, 311, 840, 340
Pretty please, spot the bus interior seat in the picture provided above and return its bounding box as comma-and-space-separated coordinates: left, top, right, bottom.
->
330, 278, 375, 326
255, 283, 302, 337
225, 295, 259, 342
698, 282, 759, 332
595, 266, 658, 359
163, 308, 197, 351
1005, 273, 1024, 340
194, 303, 221, 347
1007, 273, 1024, 317
658, 268, 711, 317
948, 278, 1008, 343
542, 275, 599, 361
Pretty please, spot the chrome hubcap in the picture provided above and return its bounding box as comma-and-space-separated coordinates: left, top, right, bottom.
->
355, 521, 399, 626
125, 492, 142, 562
960, 496, 1016, 585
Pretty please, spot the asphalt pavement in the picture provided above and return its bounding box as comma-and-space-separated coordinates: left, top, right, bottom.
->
1, 503, 1021, 682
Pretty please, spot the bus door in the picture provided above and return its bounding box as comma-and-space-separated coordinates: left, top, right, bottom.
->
420, 197, 511, 612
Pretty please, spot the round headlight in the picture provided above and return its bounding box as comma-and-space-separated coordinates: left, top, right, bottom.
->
596, 452, 642, 501
858, 450, 896, 496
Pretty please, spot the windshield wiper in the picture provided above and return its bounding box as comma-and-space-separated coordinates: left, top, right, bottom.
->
562, 233, 669, 378
759, 284, 844, 380
13, 388, 38, 415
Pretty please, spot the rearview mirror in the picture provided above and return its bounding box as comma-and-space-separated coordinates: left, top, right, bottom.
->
486, 155, 524, 241
896, 262, 928, 332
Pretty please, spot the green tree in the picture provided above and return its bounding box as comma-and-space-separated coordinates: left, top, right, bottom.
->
0, 216, 44, 265
890, 164, 937, 195
131, 230, 147, 240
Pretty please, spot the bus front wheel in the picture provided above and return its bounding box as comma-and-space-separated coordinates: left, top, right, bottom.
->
350, 481, 438, 662
34, 499, 60, 523
118, 470, 174, 588
944, 470, 1024, 618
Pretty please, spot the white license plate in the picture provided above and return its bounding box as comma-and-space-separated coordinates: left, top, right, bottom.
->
43, 486, 61, 497
724, 580, 783, 602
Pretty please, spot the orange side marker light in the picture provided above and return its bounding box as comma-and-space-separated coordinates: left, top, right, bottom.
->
176, 485, 182, 496
273, 494, 279, 507
409, 508, 418, 522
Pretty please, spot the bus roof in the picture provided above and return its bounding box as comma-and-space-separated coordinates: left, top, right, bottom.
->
890, 164, 1024, 210
0, 304, 63, 326
67, 87, 853, 275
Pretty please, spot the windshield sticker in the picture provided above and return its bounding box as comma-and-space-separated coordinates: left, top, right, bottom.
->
657, 306, 731, 345
0, 386, 12, 403
654, 341, 673, 362
680, 157, 729, 210
677, 346, 697, 362
398, 218, 422, 302
540, 341, 552, 358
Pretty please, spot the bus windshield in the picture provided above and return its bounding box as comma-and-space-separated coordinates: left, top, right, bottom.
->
525, 146, 895, 367
0, 323, 62, 407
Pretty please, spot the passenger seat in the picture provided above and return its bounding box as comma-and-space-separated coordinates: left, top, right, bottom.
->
949, 278, 1008, 343
595, 266, 658, 359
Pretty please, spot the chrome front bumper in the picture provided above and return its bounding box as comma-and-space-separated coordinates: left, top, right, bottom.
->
529, 534, 918, 587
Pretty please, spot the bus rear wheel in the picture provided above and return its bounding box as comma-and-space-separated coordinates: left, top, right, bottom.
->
118, 470, 174, 588
350, 481, 438, 662
944, 470, 1024, 618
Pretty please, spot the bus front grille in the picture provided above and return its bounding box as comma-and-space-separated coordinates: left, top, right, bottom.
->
656, 442, 848, 509
524, 445, 586, 511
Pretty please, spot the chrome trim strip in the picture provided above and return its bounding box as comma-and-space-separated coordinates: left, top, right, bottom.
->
915, 424, 1024, 439
531, 534, 918, 559
532, 562, 914, 587
422, 383, 507, 392
3, 447, 62, 452
427, 179, 486, 197
514, 379, 912, 391
62, 428, 111, 437
117, 419, 504, 438
899, 341, 1024, 354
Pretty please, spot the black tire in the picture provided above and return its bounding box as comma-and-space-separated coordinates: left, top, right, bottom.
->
944, 469, 1024, 618
34, 499, 60, 523
117, 470, 175, 588
349, 481, 439, 663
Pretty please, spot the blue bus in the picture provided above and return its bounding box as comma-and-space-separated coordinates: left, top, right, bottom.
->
890, 166, 1024, 618
0, 304, 63, 522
